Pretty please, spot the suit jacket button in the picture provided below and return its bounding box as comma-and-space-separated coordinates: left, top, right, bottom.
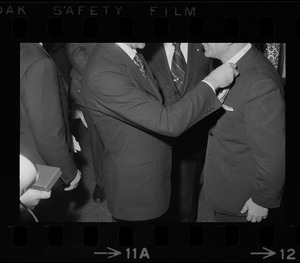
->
209, 132, 214, 136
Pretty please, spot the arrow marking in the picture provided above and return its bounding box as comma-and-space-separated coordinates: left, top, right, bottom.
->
250, 247, 276, 259
94, 247, 122, 259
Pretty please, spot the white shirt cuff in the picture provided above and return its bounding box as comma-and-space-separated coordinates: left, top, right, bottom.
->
201, 80, 216, 94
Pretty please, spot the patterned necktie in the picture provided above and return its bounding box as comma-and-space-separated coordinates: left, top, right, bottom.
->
133, 53, 148, 80
264, 43, 280, 70
171, 43, 186, 92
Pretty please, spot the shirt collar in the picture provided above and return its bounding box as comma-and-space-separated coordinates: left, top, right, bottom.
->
116, 43, 137, 60
164, 42, 188, 49
227, 43, 252, 64
164, 43, 173, 49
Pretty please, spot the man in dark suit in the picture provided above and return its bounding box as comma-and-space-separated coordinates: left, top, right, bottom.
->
66, 43, 106, 203
81, 43, 238, 221
20, 43, 81, 192
142, 43, 219, 222
202, 43, 285, 222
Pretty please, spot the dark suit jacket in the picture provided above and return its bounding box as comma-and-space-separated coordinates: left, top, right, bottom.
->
66, 43, 97, 106
204, 46, 285, 216
82, 43, 221, 220
43, 43, 72, 92
20, 43, 77, 185
142, 43, 218, 158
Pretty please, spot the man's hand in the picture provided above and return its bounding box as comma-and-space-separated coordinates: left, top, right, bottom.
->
64, 169, 81, 191
20, 189, 51, 210
204, 62, 239, 91
241, 197, 268, 222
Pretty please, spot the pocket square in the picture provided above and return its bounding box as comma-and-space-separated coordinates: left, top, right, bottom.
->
222, 104, 234, 111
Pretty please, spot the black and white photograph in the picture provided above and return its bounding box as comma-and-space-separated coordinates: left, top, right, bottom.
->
3, 0, 299, 261
20, 42, 286, 224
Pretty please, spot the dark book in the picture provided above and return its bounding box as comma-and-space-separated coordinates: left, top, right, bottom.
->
30, 164, 62, 192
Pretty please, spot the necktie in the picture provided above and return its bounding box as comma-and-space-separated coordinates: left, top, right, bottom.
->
133, 54, 148, 80
264, 43, 280, 70
171, 43, 186, 92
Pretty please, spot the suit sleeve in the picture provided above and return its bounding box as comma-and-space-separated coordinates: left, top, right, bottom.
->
66, 43, 89, 76
83, 67, 221, 137
23, 57, 78, 184
244, 78, 285, 208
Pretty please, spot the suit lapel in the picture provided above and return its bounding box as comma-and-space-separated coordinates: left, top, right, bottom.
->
182, 43, 202, 95
32, 43, 68, 89
139, 54, 163, 103
224, 46, 258, 101
32, 43, 49, 57
152, 44, 179, 92
235, 46, 257, 75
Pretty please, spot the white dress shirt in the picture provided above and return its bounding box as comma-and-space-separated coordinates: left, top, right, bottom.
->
116, 43, 137, 59
164, 43, 188, 69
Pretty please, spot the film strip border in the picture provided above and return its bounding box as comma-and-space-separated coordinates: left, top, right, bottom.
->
0, 224, 299, 261
0, 2, 299, 39
2, 1, 300, 262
